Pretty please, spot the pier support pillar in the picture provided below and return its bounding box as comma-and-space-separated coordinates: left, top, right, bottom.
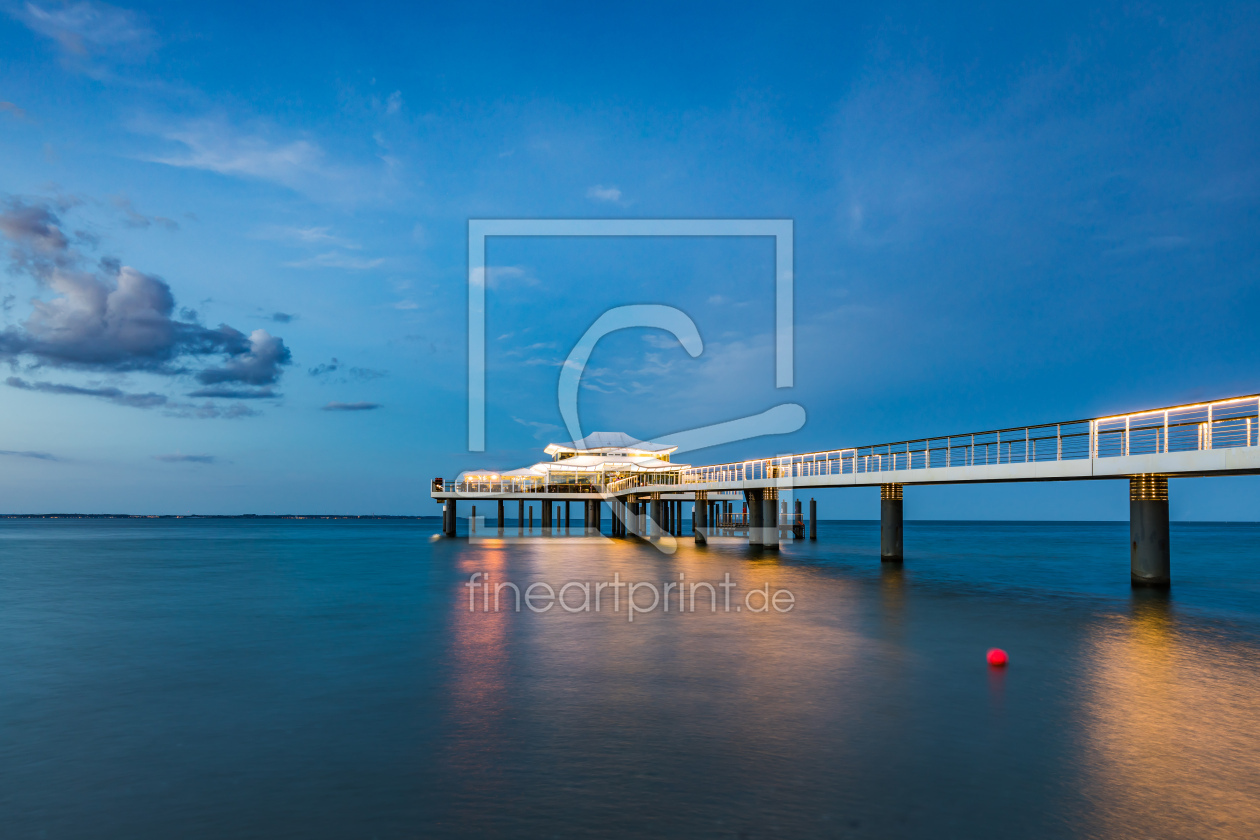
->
518, 500, 525, 534
497, 500, 504, 533
444, 499, 457, 537
761, 489, 780, 550
809, 498, 817, 540
650, 494, 663, 539
1131, 475, 1171, 588
541, 500, 552, 532
880, 484, 903, 562
745, 491, 762, 546
694, 491, 708, 545
590, 499, 601, 535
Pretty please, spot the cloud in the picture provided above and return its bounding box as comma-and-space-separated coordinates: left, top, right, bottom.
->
308, 358, 386, 382
513, 415, 561, 440
270, 311, 294, 323
475, 265, 536, 290
0, 448, 57, 461
144, 119, 341, 193
1, 101, 28, 120
162, 401, 258, 420
0, 197, 71, 274
284, 251, 384, 270
586, 185, 623, 203
111, 195, 178, 230
15, 1, 157, 67
186, 385, 278, 399
0, 263, 255, 371
195, 329, 290, 386
0, 196, 293, 409
385, 90, 403, 115
154, 453, 216, 464
254, 225, 358, 249
6, 375, 167, 407
322, 401, 380, 411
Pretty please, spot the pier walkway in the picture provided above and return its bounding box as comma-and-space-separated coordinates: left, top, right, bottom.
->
433, 393, 1260, 587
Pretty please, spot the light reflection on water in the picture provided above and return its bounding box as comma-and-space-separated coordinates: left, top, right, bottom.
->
1077, 593, 1260, 839
1, 519, 1259, 838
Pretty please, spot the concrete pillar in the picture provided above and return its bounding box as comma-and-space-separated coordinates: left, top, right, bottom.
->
518, 500, 525, 534
471, 505, 476, 533
590, 499, 601, 535
650, 494, 663, 539
761, 490, 780, 550
541, 501, 551, 531
529, 504, 533, 530
746, 490, 763, 546
809, 498, 817, 540
445, 499, 458, 537
881, 484, 903, 562
1131, 475, 1171, 588
693, 492, 707, 545
565, 501, 571, 532
497, 500, 505, 533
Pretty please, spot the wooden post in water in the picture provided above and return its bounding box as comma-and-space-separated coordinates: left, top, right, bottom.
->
809, 498, 817, 540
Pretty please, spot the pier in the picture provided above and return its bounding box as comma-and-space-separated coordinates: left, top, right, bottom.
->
433, 393, 1260, 587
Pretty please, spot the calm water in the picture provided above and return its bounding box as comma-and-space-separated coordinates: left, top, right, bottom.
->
3, 518, 1260, 839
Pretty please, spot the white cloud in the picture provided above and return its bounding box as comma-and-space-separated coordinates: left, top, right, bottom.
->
586, 184, 623, 203
143, 119, 343, 194
17, 1, 157, 65
255, 225, 359, 249
284, 251, 385, 270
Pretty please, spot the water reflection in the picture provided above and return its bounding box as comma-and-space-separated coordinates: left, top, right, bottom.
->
1078, 592, 1260, 838
445, 546, 513, 806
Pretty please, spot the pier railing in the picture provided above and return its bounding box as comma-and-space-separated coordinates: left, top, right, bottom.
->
680, 395, 1260, 486
439, 394, 1260, 496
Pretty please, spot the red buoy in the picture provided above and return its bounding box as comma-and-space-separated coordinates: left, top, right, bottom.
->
987, 648, 1008, 667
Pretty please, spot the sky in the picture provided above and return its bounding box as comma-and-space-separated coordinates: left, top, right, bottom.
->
1, 0, 1259, 519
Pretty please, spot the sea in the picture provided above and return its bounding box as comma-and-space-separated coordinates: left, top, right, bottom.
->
2, 517, 1259, 839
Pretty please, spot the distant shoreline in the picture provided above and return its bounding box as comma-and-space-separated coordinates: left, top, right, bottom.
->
1, 514, 436, 520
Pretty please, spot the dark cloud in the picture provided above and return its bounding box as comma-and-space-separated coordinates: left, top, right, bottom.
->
162, 401, 259, 420
322, 401, 381, 411
7, 375, 166, 407
0, 197, 72, 276
309, 357, 385, 382
1, 101, 27, 120
0, 448, 57, 461
0, 196, 292, 406
195, 329, 290, 385
154, 453, 215, 463
186, 385, 278, 400
271, 311, 294, 323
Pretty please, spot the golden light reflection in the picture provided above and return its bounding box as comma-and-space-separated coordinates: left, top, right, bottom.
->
445, 547, 512, 790
1077, 594, 1260, 838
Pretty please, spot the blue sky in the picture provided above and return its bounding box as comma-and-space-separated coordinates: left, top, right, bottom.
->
1, 1, 1259, 518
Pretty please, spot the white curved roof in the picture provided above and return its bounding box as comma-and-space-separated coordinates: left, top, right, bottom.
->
544, 431, 676, 457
